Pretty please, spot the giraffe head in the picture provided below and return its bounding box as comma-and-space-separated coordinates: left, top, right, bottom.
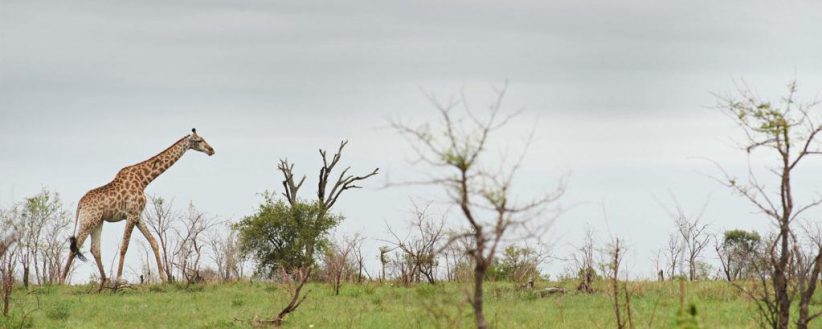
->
189, 128, 215, 156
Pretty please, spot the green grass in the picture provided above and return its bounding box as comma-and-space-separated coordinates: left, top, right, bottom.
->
0, 280, 807, 328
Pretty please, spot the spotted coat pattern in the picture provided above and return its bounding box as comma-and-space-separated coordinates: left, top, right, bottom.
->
60, 130, 214, 288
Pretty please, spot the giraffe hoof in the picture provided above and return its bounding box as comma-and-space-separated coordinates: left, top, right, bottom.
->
97, 278, 107, 292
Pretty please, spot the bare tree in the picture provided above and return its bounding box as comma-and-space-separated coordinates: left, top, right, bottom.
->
351, 238, 367, 283
17, 190, 68, 287
39, 209, 71, 285
172, 203, 217, 287
442, 244, 458, 282
602, 237, 634, 329
385, 205, 447, 285
573, 228, 596, 293
378, 246, 391, 283
714, 234, 732, 282
136, 242, 157, 284
793, 225, 822, 329
442, 236, 472, 282
1, 239, 18, 317
392, 84, 564, 329
0, 233, 16, 260
1, 206, 21, 317
265, 141, 378, 327
663, 232, 683, 280
651, 249, 664, 282
661, 195, 711, 281
323, 234, 363, 295
207, 230, 227, 282
208, 225, 241, 282
17, 209, 37, 288
144, 195, 177, 283
388, 252, 411, 285
715, 81, 822, 329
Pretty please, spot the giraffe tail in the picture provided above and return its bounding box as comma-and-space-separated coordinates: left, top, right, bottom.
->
69, 204, 88, 262
70, 236, 87, 262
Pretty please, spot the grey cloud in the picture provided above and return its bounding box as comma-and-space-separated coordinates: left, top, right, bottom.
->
3, 0, 822, 281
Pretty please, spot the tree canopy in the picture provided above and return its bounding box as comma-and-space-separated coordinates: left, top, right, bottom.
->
722, 229, 760, 252
234, 193, 342, 278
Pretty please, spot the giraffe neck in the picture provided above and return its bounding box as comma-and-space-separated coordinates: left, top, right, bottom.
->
132, 136, 191, 189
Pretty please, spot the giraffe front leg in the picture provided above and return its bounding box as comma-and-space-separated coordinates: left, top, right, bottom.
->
116, 219, 137, 285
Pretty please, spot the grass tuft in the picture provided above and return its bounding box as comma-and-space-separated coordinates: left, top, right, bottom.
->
44, 300, 72, 321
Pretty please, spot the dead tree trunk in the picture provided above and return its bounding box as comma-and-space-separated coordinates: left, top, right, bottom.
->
471, 259, 488, 329
272, 267, 312, 327
270, 141, 378, 327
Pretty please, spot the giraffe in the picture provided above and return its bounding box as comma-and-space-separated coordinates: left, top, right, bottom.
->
60, 128, 214, 290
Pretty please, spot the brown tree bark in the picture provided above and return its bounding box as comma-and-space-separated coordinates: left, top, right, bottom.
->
392, 83, 564, 329
267, 141, 377, 327
716, 81, 822, 329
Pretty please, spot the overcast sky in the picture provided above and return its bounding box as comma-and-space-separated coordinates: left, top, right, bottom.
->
3, 0, 822, 281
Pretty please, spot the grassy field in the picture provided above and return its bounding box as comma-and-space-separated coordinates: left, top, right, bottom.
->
0, 280, 796, 328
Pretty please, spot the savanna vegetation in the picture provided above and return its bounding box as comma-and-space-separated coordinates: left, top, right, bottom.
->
2, 81, 822, 329
0, 280, 767, 329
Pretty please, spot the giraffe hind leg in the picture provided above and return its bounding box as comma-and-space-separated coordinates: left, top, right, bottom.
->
70, 236, 87, 262
136, 220, 168, 282
90, 224, 107, 292
60, 223, 92, 284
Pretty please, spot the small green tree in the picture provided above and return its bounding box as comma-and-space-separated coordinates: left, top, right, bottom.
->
235, 196, 341, 278
724, 230, 761, 250
717, 229, 761, 281
17, 189, 70, 287
237, 140, 377, 327
491, 246, 539, 283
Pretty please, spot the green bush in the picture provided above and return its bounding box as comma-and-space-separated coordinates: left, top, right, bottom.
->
44, 300, 72, 321
345, 286, 363, 298
362, 284, 376, 295
371, 295, 383, 307
415, 284, 438, 298
519, 290, 539, 301
234, 196, 342, 278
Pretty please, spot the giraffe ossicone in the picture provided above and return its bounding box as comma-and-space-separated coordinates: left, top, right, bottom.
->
60, 129, 215, 290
